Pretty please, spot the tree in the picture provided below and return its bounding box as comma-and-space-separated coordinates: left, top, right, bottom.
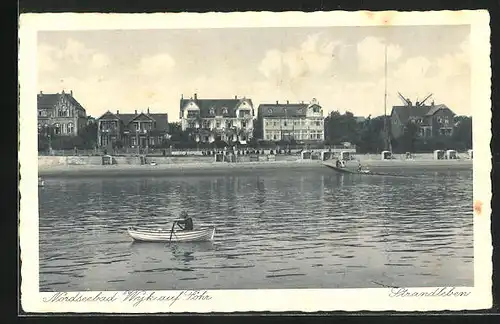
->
253, 118, 262, 140
78, 122, 98, 149
357, 116, 386, 153
324, 110, 361, 146
395, 121, 419, 153
452, 116, 472, 150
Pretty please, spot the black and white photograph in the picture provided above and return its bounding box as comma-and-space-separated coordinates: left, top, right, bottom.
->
19, 11, 492, 313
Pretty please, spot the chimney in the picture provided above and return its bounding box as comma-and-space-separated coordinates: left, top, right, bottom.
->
70, 90, 73, 96
286, 100, 289, 104
276, 100, 278, 104
194, 93, 197, 100
61, 90, 65, 94
135, 109, 137, 115
181, 94, 183, 100
235, 95, 237, 99
39, 91, 43, 95
116, 110, 119, 115
147, 107, 150, 114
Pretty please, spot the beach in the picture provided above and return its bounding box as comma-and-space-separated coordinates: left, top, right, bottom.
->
38, 160, 324, 177
38, 157, 473, 178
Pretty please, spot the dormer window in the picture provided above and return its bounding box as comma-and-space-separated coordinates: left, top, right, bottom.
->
209, 107, 215, 115
222, 107, 228, 114
297, 108, 303, 113
313, 107, 320, 113
268, 108, 273, 114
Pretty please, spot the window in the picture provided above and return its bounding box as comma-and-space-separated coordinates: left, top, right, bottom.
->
265, 121, 269, 126
266, 135, 270, 140
315, 121, 321, 126
273, 134, 277, 140
134, 123, 139, 131
216, 121, 221, 128
149, 137, 155, 145
242, 121, 247, 128
273, 121, 277, 126
203, 120, 210, 128
53, 123, 61, 135
222, 107, 228, 114
67, 122, 74, 134
313, 107, 320, 113
131, 137, 136, 146
268, 108, 273, 114
209, 108, 215, 115
298, 108, 303, 113
187, 110, 199, 118
284, 121, 287, 126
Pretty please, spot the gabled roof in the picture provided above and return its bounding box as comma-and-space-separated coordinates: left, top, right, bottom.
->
115, 113, 137, 125
391, 106, 430, 123
425, 104, 449, 116
37, 94, 60, 109
180, 97, 253, 118
129, 113, 155, 122
148, 113, 169, 132
37, 93, 86, 112
391, 104, 454, 124
97, 111, 119, 120
258, 103, 309, 117
97, 111, 169, 131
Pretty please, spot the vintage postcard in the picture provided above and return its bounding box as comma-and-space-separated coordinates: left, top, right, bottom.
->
19, 10, 492, 313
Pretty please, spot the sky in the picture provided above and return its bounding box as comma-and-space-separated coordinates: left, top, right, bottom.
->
37, 25, 471, 121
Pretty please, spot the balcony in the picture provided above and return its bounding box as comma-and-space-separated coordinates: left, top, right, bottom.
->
100, 128, 119, 135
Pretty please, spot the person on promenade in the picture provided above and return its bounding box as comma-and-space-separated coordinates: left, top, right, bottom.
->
177, 211, 194, 231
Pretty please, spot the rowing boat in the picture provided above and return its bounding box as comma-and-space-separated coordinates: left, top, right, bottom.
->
127, 226, 216, 242
323, 163, 364, 174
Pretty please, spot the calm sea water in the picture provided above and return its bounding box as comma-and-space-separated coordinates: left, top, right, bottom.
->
38, 167, 473, 291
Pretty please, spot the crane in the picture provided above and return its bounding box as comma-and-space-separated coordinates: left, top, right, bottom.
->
397, 92, 412, 106
416, 93, 433, 106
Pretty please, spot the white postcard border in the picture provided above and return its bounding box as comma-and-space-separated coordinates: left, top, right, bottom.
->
19, 10, 492, 313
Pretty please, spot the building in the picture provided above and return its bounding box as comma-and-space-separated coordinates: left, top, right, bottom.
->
96, 109, 169, 149
257, 98, 325, 142
390, 100, 456, 139
37, 90, 87, 136
179, 93, 254, 144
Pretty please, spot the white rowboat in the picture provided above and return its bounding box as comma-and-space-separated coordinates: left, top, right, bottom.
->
127, 226, 216, 242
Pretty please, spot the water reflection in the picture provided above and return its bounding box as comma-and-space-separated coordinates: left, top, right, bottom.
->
39, 168, 473, 291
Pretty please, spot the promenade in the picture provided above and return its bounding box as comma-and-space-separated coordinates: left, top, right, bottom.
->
37, 152, 473, 178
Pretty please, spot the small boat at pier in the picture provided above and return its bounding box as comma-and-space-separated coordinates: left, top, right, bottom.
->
127, 225, 216, 243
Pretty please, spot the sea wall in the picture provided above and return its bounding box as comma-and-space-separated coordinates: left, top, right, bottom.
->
38, 160, 323, 178
38, 154, 300, 168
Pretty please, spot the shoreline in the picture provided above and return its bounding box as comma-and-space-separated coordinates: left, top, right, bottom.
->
38, 160, 323, 177
38, 159, 473, 178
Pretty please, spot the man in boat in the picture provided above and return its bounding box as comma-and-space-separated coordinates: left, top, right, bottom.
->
176, 211, 194, 231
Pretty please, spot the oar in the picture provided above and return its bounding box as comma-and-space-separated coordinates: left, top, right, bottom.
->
169, 221, 176, 242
